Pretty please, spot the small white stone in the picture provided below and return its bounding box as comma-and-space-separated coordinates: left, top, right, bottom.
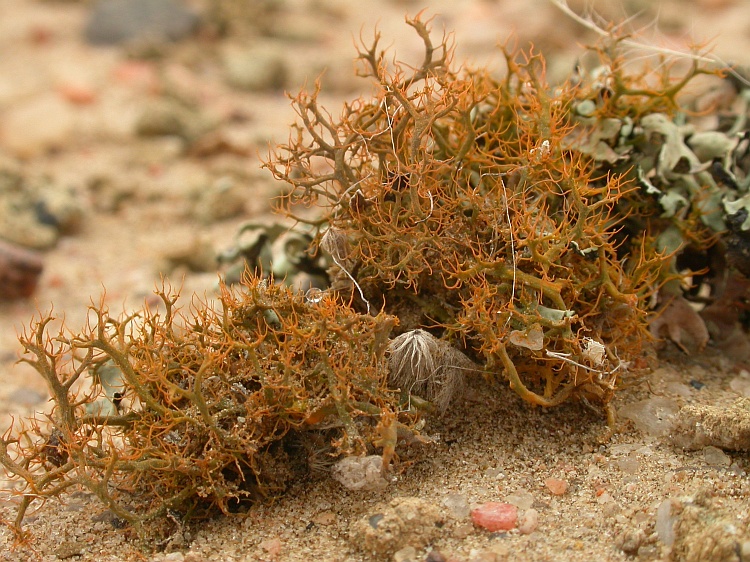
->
618, 397, 678, 437
331, 455, 387, 491
504, 489, 534, 511
518, 508, 539, 534
655, 499, 679, 547
703, 445, 731, 467
442, 493, 470, 519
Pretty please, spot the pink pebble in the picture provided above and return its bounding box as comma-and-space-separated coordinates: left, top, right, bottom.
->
545, 477, 568, 496
470, 502, 518, 531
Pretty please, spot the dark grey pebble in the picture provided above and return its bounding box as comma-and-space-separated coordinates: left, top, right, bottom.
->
84, 0, 198, 46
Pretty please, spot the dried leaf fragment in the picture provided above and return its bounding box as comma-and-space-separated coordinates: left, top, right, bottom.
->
649, 296, 709, 352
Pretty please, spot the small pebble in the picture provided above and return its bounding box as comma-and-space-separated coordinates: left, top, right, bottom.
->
616, 528, 645, 554
616, 456, 640, 474
518, 508, 539, 534
442, 493, 470, 519
544, 477, 568, 496
729, 371, 750, 397
193, 177, 247, 223
468, 552, 497, 562
655, 499, 679, 547
57, 83, 97, 105
618, 396, 678, 437
259, 537, 282, 557
470, 502, 517, 532
350, 497, 443, 557
665, 381, 693, 398
84, 0, 198, 45
703, 445, 731, 467
452, 522, 474, 539
393, 546, 417, 562
468, 544, 509, 562
3, 93, 75, 157
311, 510, 336, 526
596, 491, 613, 505
504, 489, 534, 510
426, 549, 448, 562
54, 541, 85, 559
601, 500, 622, 518
223, 43, 288, 91
332, 455, 387, 490
690, 379, 706, 390
0, 240, 44, 299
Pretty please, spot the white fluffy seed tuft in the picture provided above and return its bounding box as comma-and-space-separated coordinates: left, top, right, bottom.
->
388, 329, 475, 410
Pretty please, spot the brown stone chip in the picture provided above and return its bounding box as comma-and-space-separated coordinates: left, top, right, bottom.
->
0, 239, 43, 299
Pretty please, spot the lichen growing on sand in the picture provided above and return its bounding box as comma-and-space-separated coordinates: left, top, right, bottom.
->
4, 11, 750, 543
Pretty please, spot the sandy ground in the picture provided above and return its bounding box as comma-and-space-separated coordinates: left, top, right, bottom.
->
1, 1, 750, 561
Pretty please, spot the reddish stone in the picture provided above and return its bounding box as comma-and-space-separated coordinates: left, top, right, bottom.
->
0, 240, 43, 300
28, 25, 54, 45
57, 83, 97, 106
112, 61, 159, 93
470, 502, 517, 532
545, 477, 568, 496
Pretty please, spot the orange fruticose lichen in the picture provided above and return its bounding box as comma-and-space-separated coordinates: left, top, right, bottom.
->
265, 15, 690, 412
0, 278, 413, 541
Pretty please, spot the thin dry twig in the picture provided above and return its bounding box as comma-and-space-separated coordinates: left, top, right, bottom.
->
549, 0, 750, 87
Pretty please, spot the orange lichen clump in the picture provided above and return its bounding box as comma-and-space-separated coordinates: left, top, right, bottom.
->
266, 15, 676, 411
0, 279, 411, 539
